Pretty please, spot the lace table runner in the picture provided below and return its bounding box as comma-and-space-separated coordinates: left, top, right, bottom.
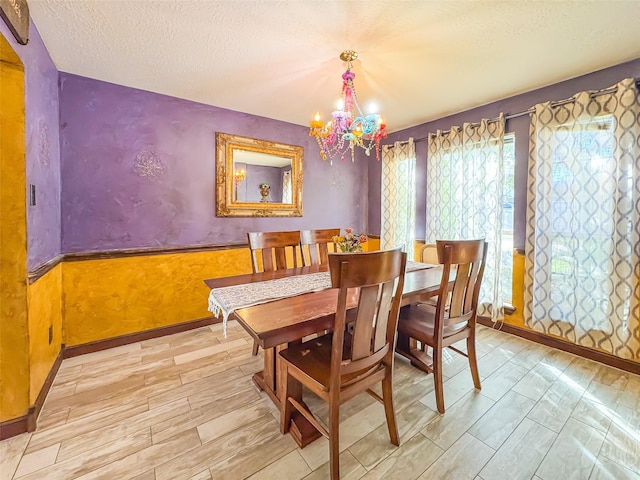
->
208, 260, 434, 334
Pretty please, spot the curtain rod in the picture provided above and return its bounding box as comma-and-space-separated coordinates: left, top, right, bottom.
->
395, 77, 640, 144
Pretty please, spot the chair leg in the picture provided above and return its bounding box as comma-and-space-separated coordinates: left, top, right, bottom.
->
280, 366, 293, 434
467, 335, 481, 390
381, 367, 400, 446
252, 340, 259, 356
433, 346, 445, 414
328, 402, 341, 480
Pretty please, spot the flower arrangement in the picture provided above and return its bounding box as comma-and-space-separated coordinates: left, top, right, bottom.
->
333, 228, 368, 253
259, 183, 271, 202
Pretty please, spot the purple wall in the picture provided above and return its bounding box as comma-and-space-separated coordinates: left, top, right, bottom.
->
369, 57, 640, 249
59, 74, 367, 252
1, 20, 61, 270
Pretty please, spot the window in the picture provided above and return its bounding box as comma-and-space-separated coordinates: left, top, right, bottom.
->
426, 117, 507, 321
501, 136, 515, 303
546, 116, 620, 324
381, 139, 416, 259
525, 77, 640, 361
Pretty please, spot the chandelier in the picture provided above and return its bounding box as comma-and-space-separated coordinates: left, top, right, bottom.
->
310, 50, 387, 163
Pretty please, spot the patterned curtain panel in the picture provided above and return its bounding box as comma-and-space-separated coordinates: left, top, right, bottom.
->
282, 170, 292, 203
426, 116, 505, 321
381, 138, 416, 259
524, 78, 640, 360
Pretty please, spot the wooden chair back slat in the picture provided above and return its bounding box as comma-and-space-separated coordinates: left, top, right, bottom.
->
373, 280, 395, 351
261, 249, 274, 272
465, 260, 483, 313
247, 231, 301, 273
328, 249, 407, 381
449, 262, 470, 318
435, 240, 488, 332
274, 247, 288, 270
351, 285, 378, 360
300, 229, 340, 266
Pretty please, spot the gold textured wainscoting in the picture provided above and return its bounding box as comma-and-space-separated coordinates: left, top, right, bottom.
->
62, 248, 253, 346
504, 250, 525, 327
0, 34, 29, 423
27, 265, 63, 404
365, 237, 381, 252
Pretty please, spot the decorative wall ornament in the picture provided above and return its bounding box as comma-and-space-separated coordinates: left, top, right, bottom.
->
171, 120, 186, 137
330, 172, 344, 189
85, 98, 98, 112
133, 146, 166, 178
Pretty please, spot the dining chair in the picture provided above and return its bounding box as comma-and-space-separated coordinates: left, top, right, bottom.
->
419, 243, 438, 264
247, 230, 302, 273
397, 239, 487, 413
418, 243, 440, 312
300, 228, 340, 266
278, 248, 407, 480
247, 230, 302, 354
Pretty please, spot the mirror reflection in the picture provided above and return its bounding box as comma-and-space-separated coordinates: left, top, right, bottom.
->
215, 132, 303, 217
232, 149, 293, 203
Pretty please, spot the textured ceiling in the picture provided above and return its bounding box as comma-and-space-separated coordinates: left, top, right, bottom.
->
29, 0, 640, 133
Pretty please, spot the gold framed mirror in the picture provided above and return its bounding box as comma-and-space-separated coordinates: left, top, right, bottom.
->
215, 132, 303, 217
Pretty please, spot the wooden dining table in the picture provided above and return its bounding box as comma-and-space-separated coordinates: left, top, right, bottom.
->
204, 263, 446, 448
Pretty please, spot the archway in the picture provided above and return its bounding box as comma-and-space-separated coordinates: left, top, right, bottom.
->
0, 32, 30, 437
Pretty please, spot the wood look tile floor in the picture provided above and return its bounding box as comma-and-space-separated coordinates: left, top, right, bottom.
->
2, 322, 639, 480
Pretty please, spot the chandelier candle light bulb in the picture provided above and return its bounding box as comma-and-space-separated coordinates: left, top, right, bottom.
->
311, 113, 323, 129
310, 50, 387, 164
